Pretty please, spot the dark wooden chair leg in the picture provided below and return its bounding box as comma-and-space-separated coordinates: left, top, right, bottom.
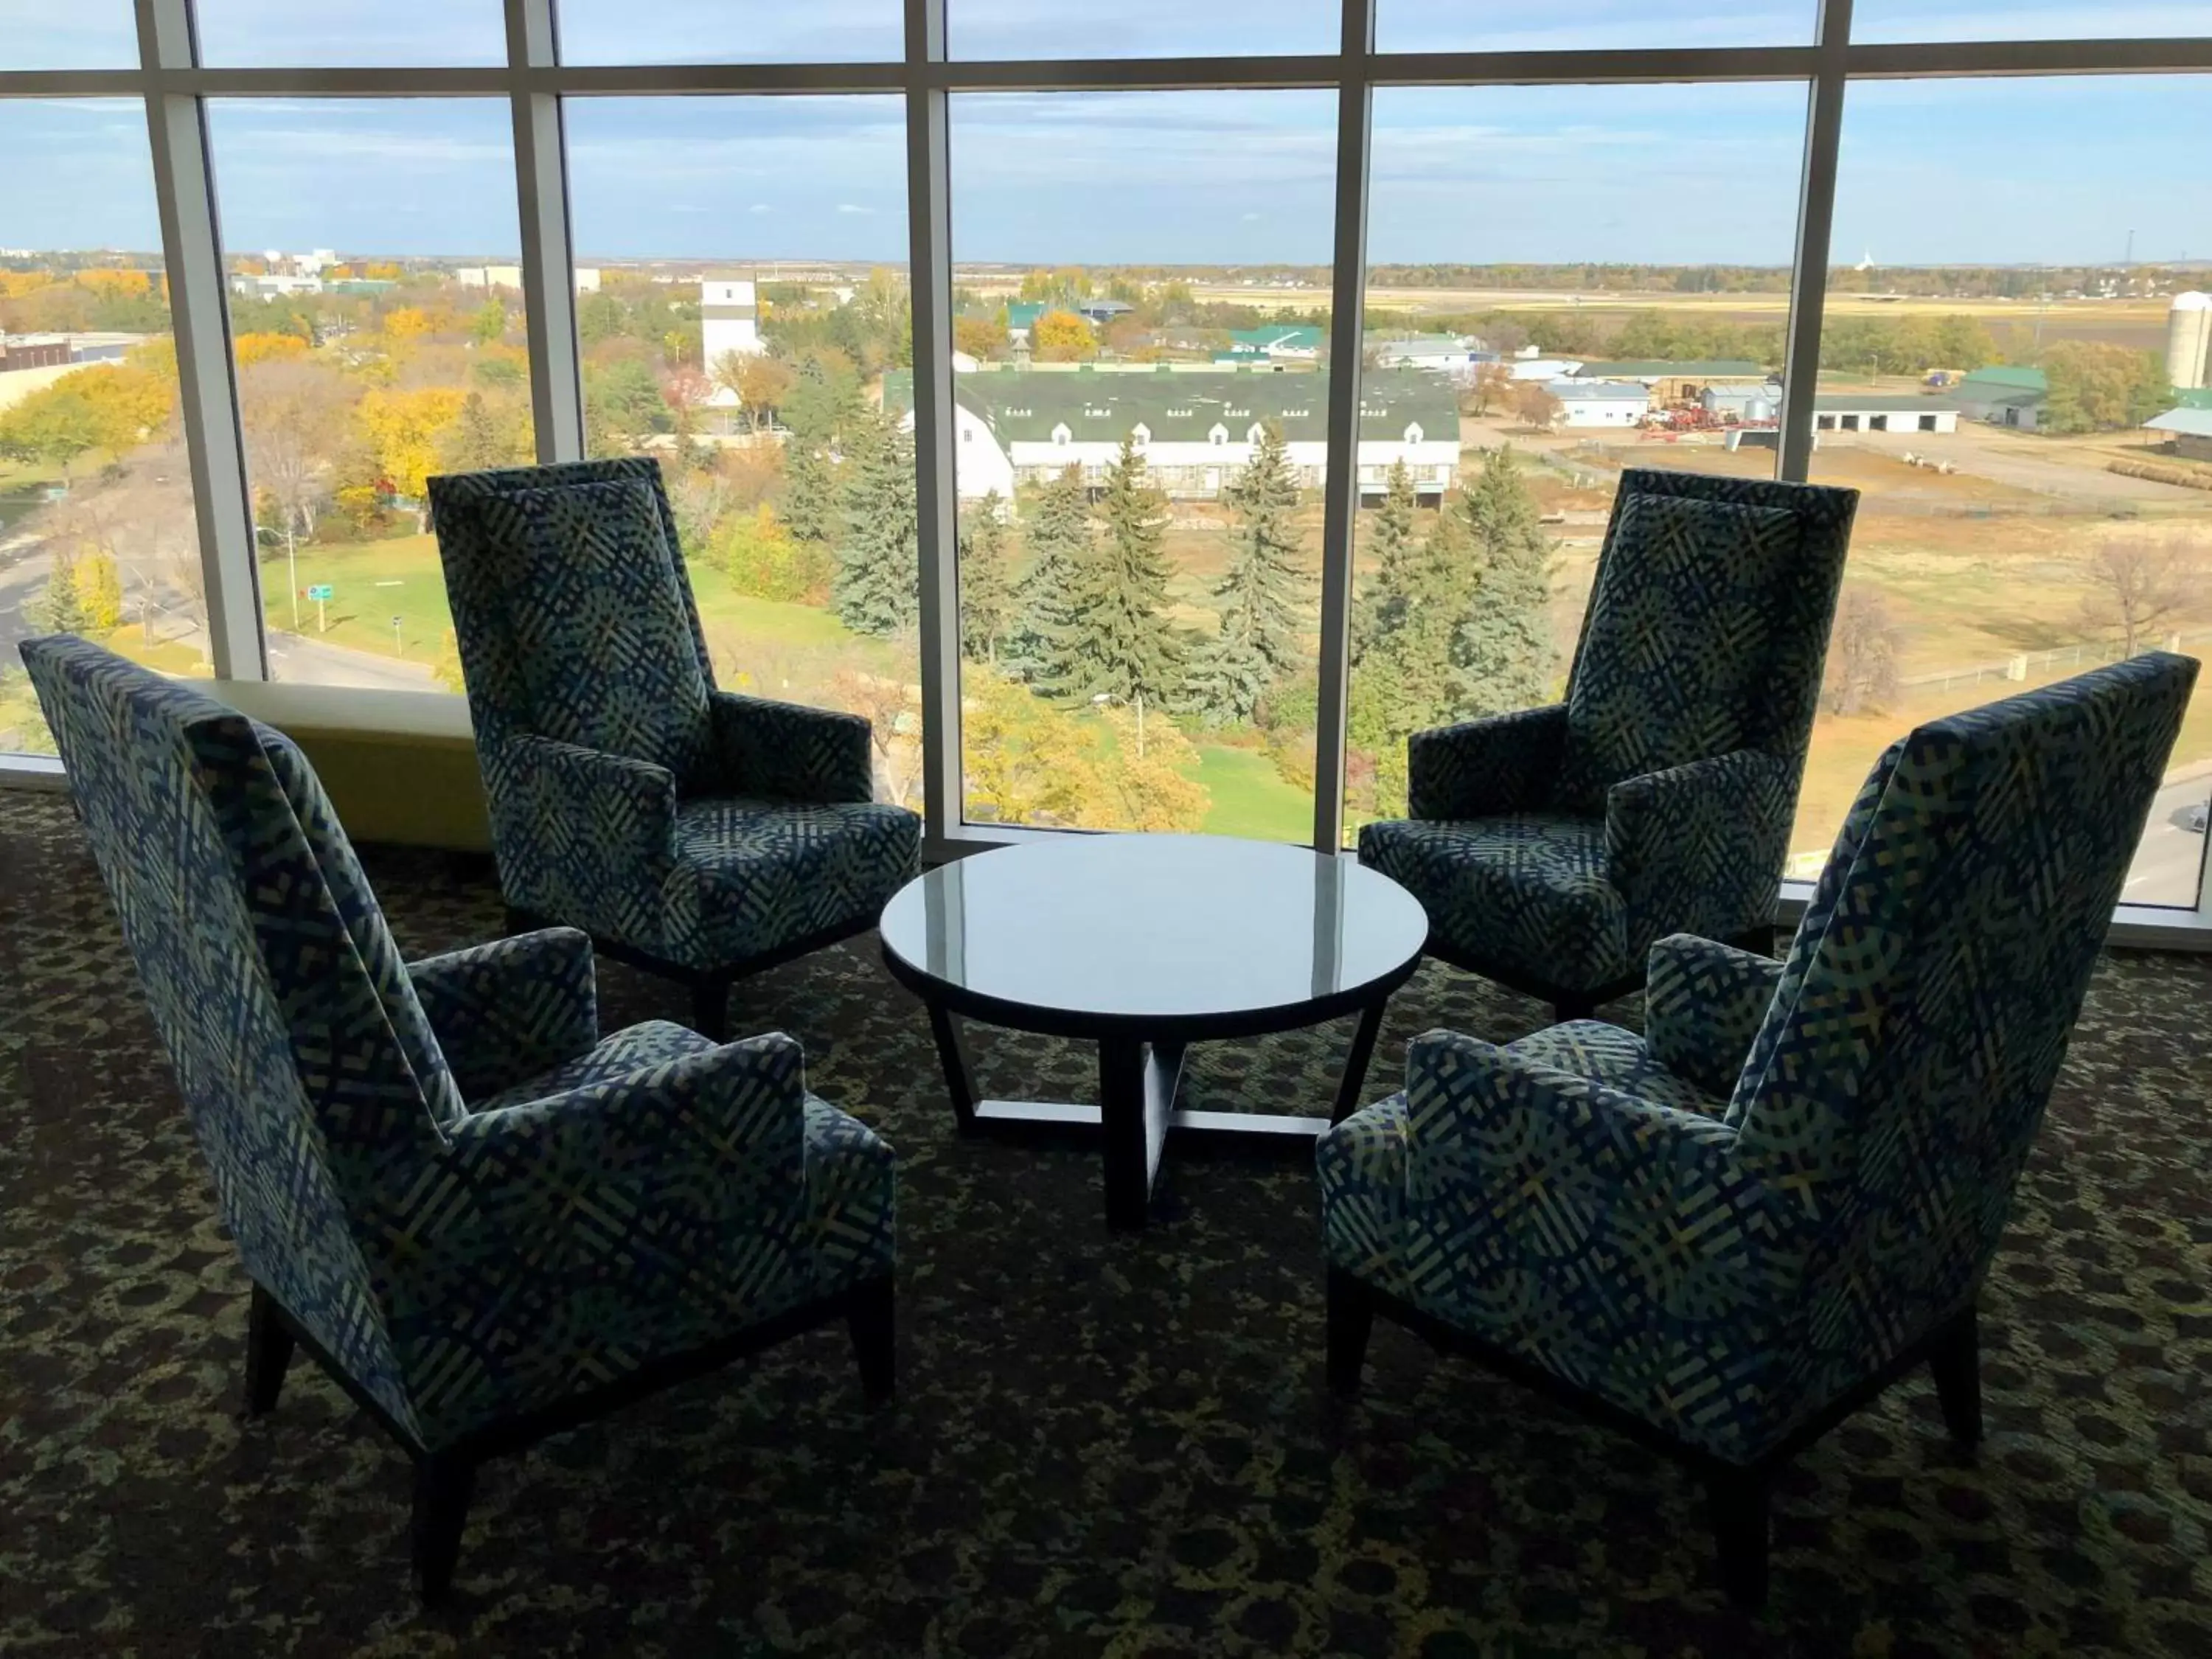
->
1708, 1471, 1771, 1609
847, 1276, 896, 1405
691, 978, 731, 1043
411, 1453, 476, 1605
1326, 1267, 1375, 1398
1928, 1304, 1983, 1450
243, 1283, 295, 1417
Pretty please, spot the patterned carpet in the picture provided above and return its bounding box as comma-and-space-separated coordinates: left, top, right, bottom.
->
4, 790, 2212, 1658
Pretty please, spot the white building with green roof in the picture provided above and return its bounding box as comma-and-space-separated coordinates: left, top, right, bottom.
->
884, 367, 1461, 504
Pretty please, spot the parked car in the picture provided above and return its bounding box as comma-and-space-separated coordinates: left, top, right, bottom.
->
2181, 800, 2209, 835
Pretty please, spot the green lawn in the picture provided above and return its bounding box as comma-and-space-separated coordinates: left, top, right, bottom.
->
260, 534, 882, 685
1194, 742, 1311, 841
259, 535, 457, 667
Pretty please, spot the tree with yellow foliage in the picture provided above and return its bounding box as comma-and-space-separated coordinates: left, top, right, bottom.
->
1032, 309, 1096, 362
382, 307, 434, 343
234, 331, 310, 367
357, 386, 467, 529
74, 551, 125, 633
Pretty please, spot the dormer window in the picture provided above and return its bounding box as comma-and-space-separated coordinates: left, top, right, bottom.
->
1208, 423, 1229, 445
1404, 422, 1424, 445
1246, 422, 1266, 444
1131, 422, 1151, 445
1052, 422, 1071, 445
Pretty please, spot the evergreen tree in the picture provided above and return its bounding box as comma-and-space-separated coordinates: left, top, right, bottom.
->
1068, 434, 1184, 710
1450, 445, 1558, 715
1184, 422, 1307, 726
1002, 465, 1093, 688
1349, 457, 1418, 664
779, 356, 862, 546
831, 406, 919, 636
959, 490, 1016, 665
32, 550, 94, 636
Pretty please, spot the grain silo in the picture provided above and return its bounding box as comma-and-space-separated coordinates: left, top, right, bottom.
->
2167, 291, 2212, 391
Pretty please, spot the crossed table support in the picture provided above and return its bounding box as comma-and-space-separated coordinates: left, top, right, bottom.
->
877, 835, 1429, 1232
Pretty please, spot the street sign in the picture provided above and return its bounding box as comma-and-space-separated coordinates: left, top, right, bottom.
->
307, 584, 334, 600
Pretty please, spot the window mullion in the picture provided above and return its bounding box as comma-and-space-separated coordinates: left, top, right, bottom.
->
135, 0, 265, 681
908, 0, 961, 850
1777, 0, 1851, 482
508, 0, 583, 462
1311, 0, 1377, 853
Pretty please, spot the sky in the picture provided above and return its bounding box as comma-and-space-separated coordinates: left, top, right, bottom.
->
10, 1, 2212, 66
2, 4, 2211, 267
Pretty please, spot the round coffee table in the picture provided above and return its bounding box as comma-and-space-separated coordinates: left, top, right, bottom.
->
879, 835, 1428, 1231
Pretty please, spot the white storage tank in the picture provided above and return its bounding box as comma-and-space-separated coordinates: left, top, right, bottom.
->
2167, 292, 2212, 392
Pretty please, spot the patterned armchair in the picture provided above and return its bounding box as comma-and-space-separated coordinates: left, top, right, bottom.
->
1360, 468, 1858, 1020
1321, 653, 2198, 1606
19, 637, 898, 1602
428, 456, 921, 1038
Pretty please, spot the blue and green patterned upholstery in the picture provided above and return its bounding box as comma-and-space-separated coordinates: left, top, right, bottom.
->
428, 457, 919, 975
18, 636, 897, 1455
1362, 469, 1858, 1000
1322, 652, 2197, 1466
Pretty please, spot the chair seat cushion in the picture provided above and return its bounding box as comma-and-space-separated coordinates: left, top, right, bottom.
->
661, 794, 922, 970
468, 1018, 711, 1113
1359, 813, 1629, 995
1507, 1020, 1728, 1119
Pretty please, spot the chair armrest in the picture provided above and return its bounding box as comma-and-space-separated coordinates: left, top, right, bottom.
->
1644, 933, 1783, 1099
490, 734, 678, 944
441, 1032, 811, 1282
708, 689, 875, 805
408, 928, 598, 1102
1402, 1026, 1759, 1298
1407, 703, 1566, 821
1604, 748, 1794, 950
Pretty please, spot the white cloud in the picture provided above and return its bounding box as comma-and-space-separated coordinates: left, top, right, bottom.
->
837, 204, 874, 215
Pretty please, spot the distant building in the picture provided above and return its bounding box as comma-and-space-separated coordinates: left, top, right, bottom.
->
1076, 297, 1134, 327
1573, 359, 1770, 405
700, 278, 765, 413
2146, 406, 2212, 462
1548, 379, 1650, 428
1954, 366, 2048, 431
1372, 333, 1491, 378
230, 272, 324, 300
884, 367, 1460, 504
0, 332, 73, 372
1005, 301, 1047, 346
1814, 394, 1961, 434
1227, 325, 1324, 363
455, 264, 602, 294
1508, 356, 1582, 382
1701, 380, 1782, 422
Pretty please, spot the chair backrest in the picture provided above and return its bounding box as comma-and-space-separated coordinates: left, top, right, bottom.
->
1555, 467, 1858, 813
1729, 652, 2197, 1406
19, 636, 459, 1443
428, 456, 717, 785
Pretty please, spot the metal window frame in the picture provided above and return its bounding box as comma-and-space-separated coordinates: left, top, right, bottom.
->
3, 2, 2209, 939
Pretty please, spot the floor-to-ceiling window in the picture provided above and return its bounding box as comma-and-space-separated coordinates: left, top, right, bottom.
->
2, 0, 2208, 931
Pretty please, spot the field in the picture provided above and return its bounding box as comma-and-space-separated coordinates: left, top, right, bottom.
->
1175, 280, 2178, 356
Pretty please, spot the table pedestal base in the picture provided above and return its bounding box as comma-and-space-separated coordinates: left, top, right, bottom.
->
925, 1004, 1387, 1231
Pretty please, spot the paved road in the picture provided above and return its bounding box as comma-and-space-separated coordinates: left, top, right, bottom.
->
263, 630, 440, 692
2125, 776, 2211, 909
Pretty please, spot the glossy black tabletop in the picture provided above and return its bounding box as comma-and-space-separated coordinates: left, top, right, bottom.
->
879, 835, 1429, 1035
